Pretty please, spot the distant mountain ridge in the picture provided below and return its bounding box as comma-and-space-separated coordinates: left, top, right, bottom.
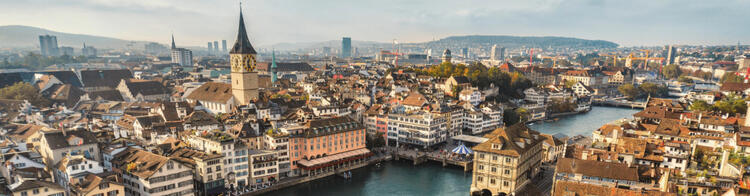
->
428, 35, 619, 48
0, 25, 152, 49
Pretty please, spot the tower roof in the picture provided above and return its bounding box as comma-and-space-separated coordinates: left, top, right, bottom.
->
271, 50, 277, 69
230, 9, 257, 54
171, 34, 176, 49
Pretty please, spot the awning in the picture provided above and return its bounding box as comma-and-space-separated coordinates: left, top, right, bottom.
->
452, 144, 473, 155
297, 148, 372, 169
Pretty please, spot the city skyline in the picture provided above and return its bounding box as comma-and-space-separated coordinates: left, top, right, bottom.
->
1, 0, 749, 47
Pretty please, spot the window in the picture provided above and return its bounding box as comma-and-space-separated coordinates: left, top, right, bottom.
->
21, 192, 28, 196
477, 176, 483, 182
490, 179, 496, 184
504, 170, 510, 175
506, 158, 511, 163
492, 156, 497, 161
503, 181, 509, 186
33, 189, 39, 194
490, 167, 497, 172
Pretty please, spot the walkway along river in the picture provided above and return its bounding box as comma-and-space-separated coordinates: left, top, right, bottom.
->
260, 106, 639, 196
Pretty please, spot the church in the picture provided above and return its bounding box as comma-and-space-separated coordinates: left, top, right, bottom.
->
185, 9, 260, 114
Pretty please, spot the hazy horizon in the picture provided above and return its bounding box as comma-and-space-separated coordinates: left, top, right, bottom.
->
2, 0, 749, 47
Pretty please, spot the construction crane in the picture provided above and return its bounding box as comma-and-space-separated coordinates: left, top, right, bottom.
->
539, 56, 562, 68
599, 54, 619, 67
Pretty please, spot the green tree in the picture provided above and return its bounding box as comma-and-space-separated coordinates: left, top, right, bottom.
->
0, 82, 50, 107
639, 82, 666, 97
678, 76, 693, 84
689, 100, 712, 112
618, 84, 641, 100
662, 64, 682, 79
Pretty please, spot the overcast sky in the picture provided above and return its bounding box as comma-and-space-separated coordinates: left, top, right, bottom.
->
1, 0, 748, 47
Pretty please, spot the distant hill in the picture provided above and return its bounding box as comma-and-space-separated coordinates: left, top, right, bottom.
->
264, 35, 618, 51
426, 35, 619, 48
0, 25, 152, 49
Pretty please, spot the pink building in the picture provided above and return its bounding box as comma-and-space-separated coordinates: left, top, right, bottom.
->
288, 116, 371, 176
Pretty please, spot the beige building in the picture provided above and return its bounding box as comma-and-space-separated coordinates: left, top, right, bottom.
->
112, 148, 194, 196
8, 180, 65, 196
168, 147, 225, 196
471, 124, 545, 196
39, 130, 100, 166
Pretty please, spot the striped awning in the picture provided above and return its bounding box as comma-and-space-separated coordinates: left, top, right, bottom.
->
452, 144, 473, 155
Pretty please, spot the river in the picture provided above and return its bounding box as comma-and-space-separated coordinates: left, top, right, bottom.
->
260, 106, 638, 196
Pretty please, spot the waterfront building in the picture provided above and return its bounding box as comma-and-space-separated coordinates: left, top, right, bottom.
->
559, 70, 609, 90
341, 37, 352, 58
387, 107, 448, 148
168, 147, 225, 196
264, 130, 290, 178
171, 35, 194, 66
182, 131, 251, 187
39, 35, 59, 57
248, 150, 279, 187
111, 148, 195, 196
471, 124, 544, 195
287, 117, 370, 177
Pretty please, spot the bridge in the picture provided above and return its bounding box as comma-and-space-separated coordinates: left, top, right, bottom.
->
592, 97, 646, 109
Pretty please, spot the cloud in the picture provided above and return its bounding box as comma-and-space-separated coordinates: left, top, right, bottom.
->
0, 0, 748, 47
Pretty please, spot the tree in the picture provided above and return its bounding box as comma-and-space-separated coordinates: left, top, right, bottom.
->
639, 82, 666, 97
689, 100, 712, 112
618, 84, 641, 100
662, 64, 682, 79
721, 72, 744, 83
0, 82, 50, 107
366, 132, 386, 150
678, 76, 693, 84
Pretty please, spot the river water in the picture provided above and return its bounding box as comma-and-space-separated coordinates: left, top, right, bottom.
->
260, 106, 638, 196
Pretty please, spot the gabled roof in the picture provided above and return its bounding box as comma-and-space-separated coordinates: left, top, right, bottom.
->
473, 124, 545, 157
185, 82, 234, 103
122, 79, 170, 96
112, 148, 171, 179
79, 69, 132, 88
556, 158, 639, 181
9, 180, 63, 192
720, 82, 750, 92
43, 129, 98, 150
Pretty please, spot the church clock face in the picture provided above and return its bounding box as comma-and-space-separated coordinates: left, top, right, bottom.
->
245, 55, 256, 72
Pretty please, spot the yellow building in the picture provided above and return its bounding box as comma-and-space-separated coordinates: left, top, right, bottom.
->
471, 124, 545, 196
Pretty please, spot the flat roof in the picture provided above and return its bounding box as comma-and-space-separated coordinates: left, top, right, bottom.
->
452, 134, 489, 144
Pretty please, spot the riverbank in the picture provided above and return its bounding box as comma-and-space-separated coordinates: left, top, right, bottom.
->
528, 106, 640, 137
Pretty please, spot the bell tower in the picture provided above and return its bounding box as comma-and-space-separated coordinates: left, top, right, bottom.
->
230, 7, 258, 105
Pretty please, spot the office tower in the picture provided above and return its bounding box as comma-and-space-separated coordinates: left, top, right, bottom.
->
207, 42, 213, 54
665, 45, 677, 65
460, 47, 468, 58
341, 37, 352, 58
499, 46, 505, 60
490, 45, 498, 60
222, 40, 228, 52
59, 47, 74, 56
171, 35, 194, 66
82, 43, 97, 57
39, 35, 59, 56
214, 41, 219, 53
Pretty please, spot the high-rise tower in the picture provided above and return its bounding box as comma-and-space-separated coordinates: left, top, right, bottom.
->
230, 8, 259, 104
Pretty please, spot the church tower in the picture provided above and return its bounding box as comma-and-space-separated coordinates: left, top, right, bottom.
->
230, 8, 259, 104
271, 50, 278, 84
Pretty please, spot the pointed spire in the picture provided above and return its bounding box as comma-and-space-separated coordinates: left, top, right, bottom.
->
271, 49, 278, 83
171, 34, 176, 49
230, 5, 257, 54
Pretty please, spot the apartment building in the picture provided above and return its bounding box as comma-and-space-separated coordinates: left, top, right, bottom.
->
387, 109, 448, 149
471, 124, 544, 196
112, 148, 194, 196
182, 131, 251, 187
